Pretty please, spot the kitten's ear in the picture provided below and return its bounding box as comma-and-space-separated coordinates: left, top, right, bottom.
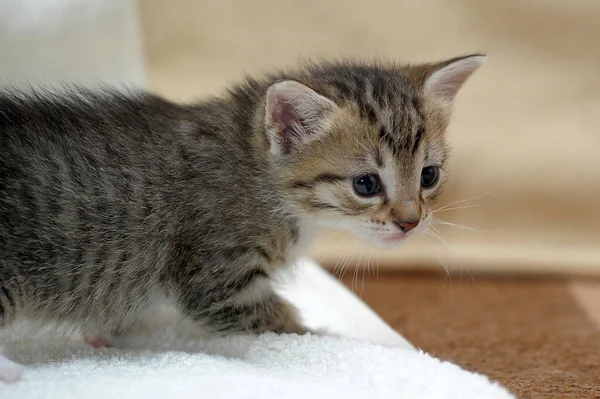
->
265, 80, 338, 155
421, 54, 486, 102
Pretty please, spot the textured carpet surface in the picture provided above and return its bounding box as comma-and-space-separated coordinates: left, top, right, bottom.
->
341, 271, 600, 399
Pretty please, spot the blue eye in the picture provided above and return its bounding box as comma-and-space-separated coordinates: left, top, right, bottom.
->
353, 174, 381, 196
421, 166, 440, 189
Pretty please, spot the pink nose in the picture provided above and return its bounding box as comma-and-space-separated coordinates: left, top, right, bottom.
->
394, 219, 419, 233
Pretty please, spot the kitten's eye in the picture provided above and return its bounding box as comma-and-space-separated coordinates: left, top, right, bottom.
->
353, 174, 381, 197
420, 166, 440, 189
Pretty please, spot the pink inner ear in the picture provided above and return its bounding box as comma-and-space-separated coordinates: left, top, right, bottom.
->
270, 97, 302, 153
267, 80, 338, 154
432, 70, 471, 100
425, 56, 486, 102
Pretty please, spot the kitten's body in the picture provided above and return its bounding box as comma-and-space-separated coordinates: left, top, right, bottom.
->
0, 56, 485, 381
0, 88, 308, 337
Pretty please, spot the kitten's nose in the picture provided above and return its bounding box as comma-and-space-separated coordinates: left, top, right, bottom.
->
394, 219, 420, 233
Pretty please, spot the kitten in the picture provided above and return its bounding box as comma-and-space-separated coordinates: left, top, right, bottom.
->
0, 54, 485, 382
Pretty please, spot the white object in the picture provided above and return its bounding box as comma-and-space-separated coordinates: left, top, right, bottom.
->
0, 259, 513, 398
0, 0, 145, 88
275, 258, 416, 350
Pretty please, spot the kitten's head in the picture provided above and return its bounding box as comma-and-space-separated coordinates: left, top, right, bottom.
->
265, 55, 485, 248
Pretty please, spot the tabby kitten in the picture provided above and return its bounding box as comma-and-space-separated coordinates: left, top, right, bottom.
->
0, 54, 485, 382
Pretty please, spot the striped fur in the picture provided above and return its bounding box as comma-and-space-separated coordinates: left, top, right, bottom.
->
0, 56, 484, 347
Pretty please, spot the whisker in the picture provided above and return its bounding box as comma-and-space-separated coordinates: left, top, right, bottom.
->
336, 248, 353, 281
332, 246, 349, 280
329, 233, 355, 278
428, 227, 482, 293
361, 255, 367, 298
425, 233, 453, 294
432, 218, 489, 233
339, 236, 360, 283
338, 259, 350, 281
428, 227, 451, 249
360, 235, 375, 297
326, 227, 358, 275
375, 246, 380, 281
462, 262, 482, 292
356, 238, 368, 295
352, 247, 364, 294
432, 202, 500, 213
433, 191, 494, 213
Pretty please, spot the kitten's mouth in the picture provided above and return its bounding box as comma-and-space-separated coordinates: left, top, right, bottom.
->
381, 233, 407, 244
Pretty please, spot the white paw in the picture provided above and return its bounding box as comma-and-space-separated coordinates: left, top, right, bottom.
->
0, 355, 22, 383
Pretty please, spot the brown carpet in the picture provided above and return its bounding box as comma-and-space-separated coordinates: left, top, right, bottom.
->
339, 271, 600, 399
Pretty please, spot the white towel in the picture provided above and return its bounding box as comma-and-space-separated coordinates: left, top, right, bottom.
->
0, 259, 514, 398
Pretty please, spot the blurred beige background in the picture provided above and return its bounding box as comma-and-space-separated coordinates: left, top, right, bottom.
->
2, 0, 599, 275
140, 0, 600, 275
0, 0, 144, 88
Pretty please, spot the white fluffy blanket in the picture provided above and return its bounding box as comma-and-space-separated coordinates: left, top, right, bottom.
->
0, 259, 514, 398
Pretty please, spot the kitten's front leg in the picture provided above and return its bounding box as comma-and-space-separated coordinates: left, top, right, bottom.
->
206, 293, 308, 335
171, 251, 309, 335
